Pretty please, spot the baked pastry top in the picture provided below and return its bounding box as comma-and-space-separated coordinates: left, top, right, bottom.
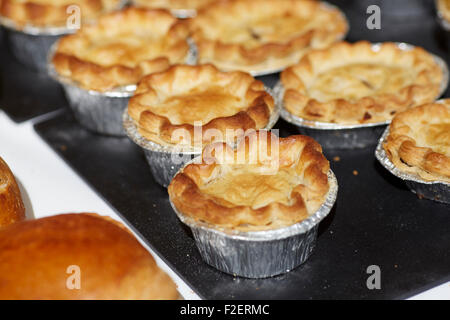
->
437, 0, 450, 23
128, 64, 275, 147
0, 213, 179, 299
281, 41, 444, 125
132, 0, 215, 10
0, 156, 25, 228
0, 0, 121, 27
168, 131, 330, 231
52, 7, 190, 91
187, 0, 348, 73
383, 101, 450, 182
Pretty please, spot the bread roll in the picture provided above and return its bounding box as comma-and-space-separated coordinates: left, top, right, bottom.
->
0, 157, 25, 227
0, 213, 179, 300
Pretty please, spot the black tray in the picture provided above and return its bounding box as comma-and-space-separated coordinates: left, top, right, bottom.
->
32, 1, 450, 299
0, 30, 67, 122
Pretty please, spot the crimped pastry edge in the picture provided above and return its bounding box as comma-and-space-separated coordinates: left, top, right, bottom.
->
168, 131, 332, 232
281, 41, 448, 126
126, 64, 278, 149
50, 7, 192, 92
187, 0, 348, 74
0, 0, 124, 31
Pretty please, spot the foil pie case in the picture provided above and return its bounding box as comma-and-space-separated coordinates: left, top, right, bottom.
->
375, 126, 450, 204
123, 87, 281, 188
0, 16, 74, 72
276, 42, 449, 149
169, 169, 338, 278
47, 39, 197, 137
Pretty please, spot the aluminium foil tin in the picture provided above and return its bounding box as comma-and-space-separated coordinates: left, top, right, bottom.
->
169, 169, 338, 278
375, 127, 450, 204
122, 90, 281, 188
276, 42, 449, 149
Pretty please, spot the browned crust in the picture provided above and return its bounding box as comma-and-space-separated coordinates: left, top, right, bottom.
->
383, 101, 450, 182
281, 41, 444, 124
0, 213, 179, 300
132, 0, 216, 10
438, 0, 450, 22
128, 64, 275, 147
0, 0, 121, 27
187, 0, 348, 72
168, 131, 330, 231
52, 7, 190, 91
0, 156, 25, 228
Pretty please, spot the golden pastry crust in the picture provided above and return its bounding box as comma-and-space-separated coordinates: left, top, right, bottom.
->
0, 157, 25, 228
0, 0, 121, 27
437, 0, 450, 23
187, 0, 347, 73
128, 64, 275, 147
383, 101, 450, 182
168, 131, 330, 231
132, 0, 215, 10
281, 41, 444, 125
0, 213, 179, 300
52, 7, 190, 92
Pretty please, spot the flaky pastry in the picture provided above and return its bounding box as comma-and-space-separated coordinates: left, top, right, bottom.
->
168, 131, 330, 231
383, 101, 450, 183
281, 41, 444, 125
128, 64, 275, 147
52, 7, 190, 91
0, 0, 121, 27
437, 0, 450, 23
187, 0, 348, 73
0, 157, 25, 228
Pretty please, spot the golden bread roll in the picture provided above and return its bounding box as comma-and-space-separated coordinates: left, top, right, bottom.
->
0, 156, 25, 227
0, 213, 179, 300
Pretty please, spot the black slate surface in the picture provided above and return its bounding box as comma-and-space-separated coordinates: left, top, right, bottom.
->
32, 0, 450, 299
0, 30, 67, 122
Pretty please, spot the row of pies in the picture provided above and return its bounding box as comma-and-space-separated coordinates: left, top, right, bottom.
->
6, 1, 448, 218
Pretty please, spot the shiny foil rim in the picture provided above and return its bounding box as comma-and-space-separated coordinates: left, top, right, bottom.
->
187, 1, 349, 77
277, 42, 449, 130
122, 86, 282, 154
46, 38, 197, 98
169, 168, 338, 241
375, 125, 450, 187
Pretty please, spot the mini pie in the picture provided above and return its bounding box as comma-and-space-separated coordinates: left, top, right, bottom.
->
437, 0, 450, 23
52, 7, 190, 91
128, 64, 275, 147
188, 0, 348, 73
383, 101, 450, 183
168, 131, 330, 231
132, 0, 215, 11
281, 41, 444, 125
0, 0, 122, 27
